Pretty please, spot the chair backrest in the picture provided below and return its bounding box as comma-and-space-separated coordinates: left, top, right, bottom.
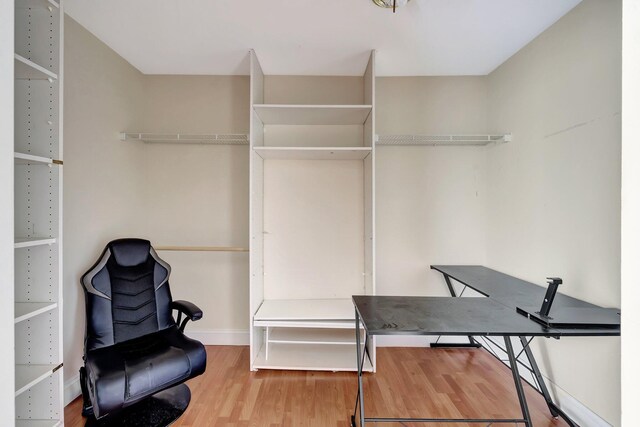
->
81, 238, 175, 351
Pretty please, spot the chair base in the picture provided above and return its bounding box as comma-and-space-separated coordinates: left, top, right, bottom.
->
85, 383, 191, 427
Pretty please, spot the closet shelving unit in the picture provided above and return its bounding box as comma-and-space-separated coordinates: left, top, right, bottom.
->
14, 0, 64, 425
249, 50, 376, 372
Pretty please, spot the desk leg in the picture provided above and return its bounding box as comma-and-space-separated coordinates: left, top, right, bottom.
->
505, 336, 532, 427
519, 337, 579, 426
431, 274, 480, 348
519, 336, 558, 418
355, 310, 366, 427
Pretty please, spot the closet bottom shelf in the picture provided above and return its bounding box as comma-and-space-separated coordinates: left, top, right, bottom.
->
253, 342, 372, 372
15, 420, 62, 427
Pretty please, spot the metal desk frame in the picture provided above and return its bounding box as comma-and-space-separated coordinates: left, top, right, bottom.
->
431, 265, 620, 427
352, 308, 534, 426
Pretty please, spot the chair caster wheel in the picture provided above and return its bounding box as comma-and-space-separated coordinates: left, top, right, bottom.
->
82, 405, 94, 418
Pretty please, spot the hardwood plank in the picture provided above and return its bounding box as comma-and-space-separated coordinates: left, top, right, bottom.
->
65, 347, 568, 427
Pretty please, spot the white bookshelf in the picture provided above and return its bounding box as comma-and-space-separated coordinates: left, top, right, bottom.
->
13, 0, 64, 424
249, 50, 377, 372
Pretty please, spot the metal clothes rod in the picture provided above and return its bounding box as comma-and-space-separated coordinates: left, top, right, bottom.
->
376, 133, 512, 146
120, 133, 248, 145
155, 246, 249, 252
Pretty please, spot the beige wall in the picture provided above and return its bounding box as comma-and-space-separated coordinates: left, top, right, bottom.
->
376, 77, 489, 309
140, 75, 250, 334
63, 15, 146, 398
63, 17, 251, 399
486, 0, 621, 424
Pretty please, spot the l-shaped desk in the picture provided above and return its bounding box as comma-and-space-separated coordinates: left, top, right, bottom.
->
351, 265, 620, 427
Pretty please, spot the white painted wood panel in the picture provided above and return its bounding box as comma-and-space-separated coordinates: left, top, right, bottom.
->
268, 327, 361, 345
253, 343, 372, 372
263, 159, 365, 300
254, 104, 371, 125
14, 152, 54, 165
14, 54, 57, 80
254, 298, 354, 321
15, 365, 57, 397
15, 420, 61, 427
253, 319, 355, 329
249, 50, 265, 369
263, 125, 364, 148
254, 146, 371, 160
14, 302, 57, 324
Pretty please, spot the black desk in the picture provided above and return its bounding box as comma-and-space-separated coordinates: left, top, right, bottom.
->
351, 295, 556, 426
430, 265, 620, 426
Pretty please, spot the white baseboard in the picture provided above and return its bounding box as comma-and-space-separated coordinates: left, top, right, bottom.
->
64, 374, 81, 406
549, 381, 612, 427
185, 329, 249, 345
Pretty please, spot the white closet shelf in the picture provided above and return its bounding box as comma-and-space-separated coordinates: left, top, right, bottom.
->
15, 364, 61, 397
376, 133, 512, 146
15, 302, 58, 324
253, 104, 372, 125
253, 342, 372, 372
14, 152, 62, 166
269, 327, 361, 345
15, 420, 62, 427
120, 132, 248, 145
14, 237, 57, 249
16, 0, 60, 10
254, 298, 355, 321
14, 54, 57, 81
254, 319, 355, 328
253, 146, 371, 160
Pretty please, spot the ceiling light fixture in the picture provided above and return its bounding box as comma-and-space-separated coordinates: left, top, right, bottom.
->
372, 0, 410, 13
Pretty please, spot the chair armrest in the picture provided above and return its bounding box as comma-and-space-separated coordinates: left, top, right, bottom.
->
172, 300, 203, 331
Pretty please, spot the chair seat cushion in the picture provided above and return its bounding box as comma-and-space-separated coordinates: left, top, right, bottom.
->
85, 326, 206, 418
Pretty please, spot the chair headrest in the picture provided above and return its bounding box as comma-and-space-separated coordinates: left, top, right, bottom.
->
108, 238, 151, 267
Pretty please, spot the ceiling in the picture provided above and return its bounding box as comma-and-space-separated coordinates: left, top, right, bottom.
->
64, 0, 582, 76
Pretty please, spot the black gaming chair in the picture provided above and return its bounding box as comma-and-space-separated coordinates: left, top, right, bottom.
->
79, 238, 206, 426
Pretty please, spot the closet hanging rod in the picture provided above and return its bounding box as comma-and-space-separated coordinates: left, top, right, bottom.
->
155, 246, 249, 252
120, 133, 248, 145
376, 133, 512, 146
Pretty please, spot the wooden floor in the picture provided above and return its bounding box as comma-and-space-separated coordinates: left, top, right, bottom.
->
65, 346, 568, 426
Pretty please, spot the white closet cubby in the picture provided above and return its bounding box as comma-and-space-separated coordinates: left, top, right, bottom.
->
13, 0, 64, 424
249, 50, 376, 372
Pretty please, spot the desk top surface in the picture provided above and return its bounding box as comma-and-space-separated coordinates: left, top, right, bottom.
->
430, 265, 620, 336
352, 295, 556, 336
